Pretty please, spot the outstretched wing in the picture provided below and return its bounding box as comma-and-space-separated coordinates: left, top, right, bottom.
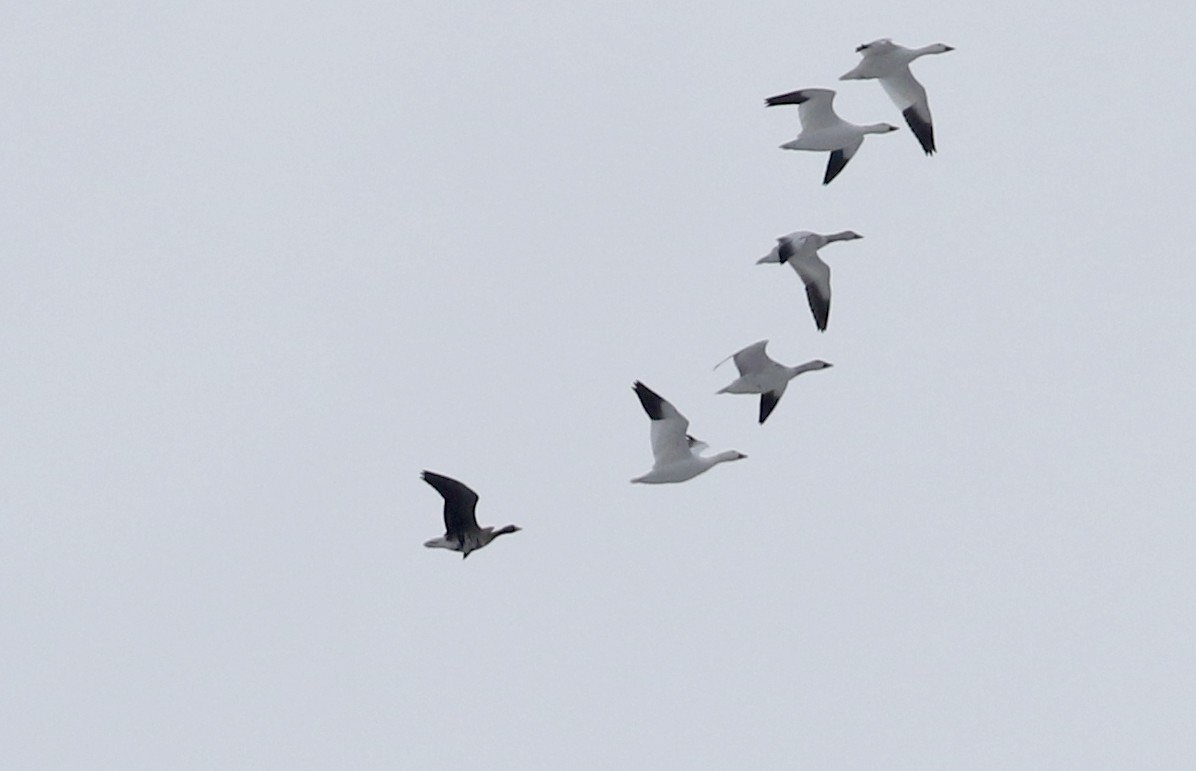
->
759, 391, 783, 424
790, 255, 831, 332
421, 470, 480, 535
765, 88, 840, 132
633, 381, 692, 467
732, 340, 772, 377
879, 68, 935, 154
823, 139, 861, 185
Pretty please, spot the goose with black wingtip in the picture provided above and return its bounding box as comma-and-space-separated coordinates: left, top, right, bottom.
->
756, 229, 863, 332
765, 87, 898, 184
840, 38, 954, 155
715, 340, 833, 424
630, 381, 746, 484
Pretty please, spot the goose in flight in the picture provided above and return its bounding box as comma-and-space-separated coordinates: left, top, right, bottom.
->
715, 340, 833, 424
756, 230, 863, 332
420, 471, 521, 559
764, 87, 898, 184
840, 39, 954, 155
631, 381, 746, 484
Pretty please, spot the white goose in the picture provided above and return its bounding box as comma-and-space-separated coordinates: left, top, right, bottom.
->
840, 39, 954, 155
765, 87, 898, 184
756, 230, 863, 332
631, 381, 746, 484
421, 471, 520, 559
715, 340, 833, 424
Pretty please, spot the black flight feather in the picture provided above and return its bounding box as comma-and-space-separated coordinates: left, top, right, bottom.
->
633, 381, 667, 421
759, 391, 782, 424
764, 89, 810, 107
823, 149, 851, 185
805, 283, 830, 332
902, 106, 936, 155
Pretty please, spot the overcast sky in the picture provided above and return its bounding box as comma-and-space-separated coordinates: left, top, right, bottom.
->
3, 1, 1195, 768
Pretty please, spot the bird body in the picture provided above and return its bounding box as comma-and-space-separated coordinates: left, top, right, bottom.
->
631, 381, 746, 484
839, 39, 954, 154
756, 230, 863, 332
715, 340, 833, 424
420, 471, 520, 559
765, 88, 898, 184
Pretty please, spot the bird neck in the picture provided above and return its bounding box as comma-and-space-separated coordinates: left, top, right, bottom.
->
913, 43, 950, 57
788, 361, 820, 377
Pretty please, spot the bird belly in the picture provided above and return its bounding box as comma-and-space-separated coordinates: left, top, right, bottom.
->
789, 129, 856, 152
633, 459, 711, 484
720, 376, 764, 395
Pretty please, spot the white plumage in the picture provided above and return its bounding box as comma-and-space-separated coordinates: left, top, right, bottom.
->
715, 340, 833, 424
756, 230, 864, 332
631, 381, 747, 484
765, 88, 899, 184
840, 39, 954, 155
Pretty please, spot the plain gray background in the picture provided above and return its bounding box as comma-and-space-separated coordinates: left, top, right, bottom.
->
3, 1, 1194, 768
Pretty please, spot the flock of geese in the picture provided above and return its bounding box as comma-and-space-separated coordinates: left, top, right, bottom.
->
422, 38, 954, 558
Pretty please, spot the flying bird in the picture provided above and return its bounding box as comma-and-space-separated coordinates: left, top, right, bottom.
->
715, 340, 833, 424
756, 230, 863, 332
764, 87, 899, 184
420, 471, 521, 559
840, 39, 954, 155
631, 381, 746, 484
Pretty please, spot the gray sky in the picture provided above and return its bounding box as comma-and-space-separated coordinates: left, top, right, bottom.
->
3, 1, 1194, 768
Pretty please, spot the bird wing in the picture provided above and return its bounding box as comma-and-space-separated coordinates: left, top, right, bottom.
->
421, 470, 480, 535
759, 390, 783, 424
842, 39, 895, 79
795, 89, 840, 132
633, 381, 693, 466
765, 88, 840, 132
790, 255, 832, 332
731, 340, 772, 377
823, 138, 862, 184
879, 68, 935, 154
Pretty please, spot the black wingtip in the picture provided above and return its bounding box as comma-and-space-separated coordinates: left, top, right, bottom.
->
759, 391, 781, 424
805, 283, 830, 332
764, 89, 810, 107
633, 381, 667, 420
823, 148, 850, 185
902, 106, 936, 155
